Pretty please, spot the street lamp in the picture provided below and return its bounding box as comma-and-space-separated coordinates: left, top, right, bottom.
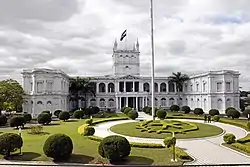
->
171, 132, 177, 162
18, 126, 22, 155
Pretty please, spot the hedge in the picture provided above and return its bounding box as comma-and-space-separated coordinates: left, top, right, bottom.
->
219, 119, 248, 131
231, 143, 250, 154
169, 147, 193, 161
237, 135, 250, 144
92, 117, 129, 125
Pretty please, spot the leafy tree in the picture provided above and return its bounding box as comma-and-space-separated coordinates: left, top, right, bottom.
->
69, 77, 96, 109
0, 79, 25, 112
169, 72, 189, 106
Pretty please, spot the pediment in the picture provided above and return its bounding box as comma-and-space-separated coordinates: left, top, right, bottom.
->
118, 75, 141, 80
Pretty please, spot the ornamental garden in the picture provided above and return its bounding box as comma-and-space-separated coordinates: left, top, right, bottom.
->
0, 105, 249, 165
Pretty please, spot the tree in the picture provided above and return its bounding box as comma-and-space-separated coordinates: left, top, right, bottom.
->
0, 79, 25, 112
169, 72, 189, 105
69, 77, 96, 109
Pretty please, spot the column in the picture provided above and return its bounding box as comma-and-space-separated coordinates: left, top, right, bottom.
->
124, 82, 126, 92
126, 97, 128, 107
145, 97, 148, 107
116, 97, 119, 111
106, 83, 108, 93
133, 82, 135, 92
142, 97, 145, 108
119, 97, 122, 110
136, 97, 138, 111
96, 83, 99, 93
32, 74, 36, 94
166, 82, 169, 93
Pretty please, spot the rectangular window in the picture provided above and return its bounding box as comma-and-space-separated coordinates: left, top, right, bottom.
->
196, 84, 199, 92
226, 82, 231, 92
190, 84, 193, 92
37, 82, 43, 93
217, 82, 222, 92
47, 81, 53, 92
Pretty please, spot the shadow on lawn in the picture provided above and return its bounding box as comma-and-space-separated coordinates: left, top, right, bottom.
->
113, 156, 154, 165
10, 152, 41, 161
53, 154, 94, 164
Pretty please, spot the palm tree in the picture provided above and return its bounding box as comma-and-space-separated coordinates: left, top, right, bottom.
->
69, 77, 96, 110
169, 72, 189, 106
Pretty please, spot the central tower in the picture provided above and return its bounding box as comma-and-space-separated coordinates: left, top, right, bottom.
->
112, 38, 140, 76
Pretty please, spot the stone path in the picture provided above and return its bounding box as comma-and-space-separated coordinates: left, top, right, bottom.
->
94, 113, 250, 165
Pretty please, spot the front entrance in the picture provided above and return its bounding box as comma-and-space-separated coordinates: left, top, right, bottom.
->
120, 97, 142, 110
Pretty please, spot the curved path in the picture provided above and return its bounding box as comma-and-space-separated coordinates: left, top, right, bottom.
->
94, 117, 250, 165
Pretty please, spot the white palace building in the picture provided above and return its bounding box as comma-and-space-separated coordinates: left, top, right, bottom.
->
22, 39, 240, 118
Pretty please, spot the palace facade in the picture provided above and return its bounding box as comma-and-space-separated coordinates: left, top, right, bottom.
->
22, 39, 240, 118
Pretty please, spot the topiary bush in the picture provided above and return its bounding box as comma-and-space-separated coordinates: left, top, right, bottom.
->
0, 133, 23, 158
225, 107, 236, 114
223, 133, 236, 144
83, 126, 95, 136
98, 135, 131, 162
85, 119, 93, 125
43, 134, 73, 161
127, 110, 138, 120
170, 105, 180, 112
242, 109, 250, 118
59, 111, 70, 121
226, 108, 240, 119
73, 110, 84, 119
193, 108, 204, 115
209, 109, 220, 116
23, 113, 32, 123
42, 110, 52, 117
92, 107, 100, 115
54, 110, 62, 118
124, 107, 132, 115
38, 113, 51, 125
212, 115, 220, 122
164, 137, 176, 148
181, 106, 191, 114
83, 108, 92, 117
120, 106, 127, 113
28, 125, 43, 135
156, 109, 166, 120
0, 115, 7, 126
146, 107, 152, 114
9, 116, 26, 128
142, 106, 149, 113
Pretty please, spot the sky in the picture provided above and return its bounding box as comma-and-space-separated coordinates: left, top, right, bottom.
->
0, 0, 249, 90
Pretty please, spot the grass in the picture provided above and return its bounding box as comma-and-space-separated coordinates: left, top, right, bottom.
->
110, 120, 223, 139
0, 116, 184, 165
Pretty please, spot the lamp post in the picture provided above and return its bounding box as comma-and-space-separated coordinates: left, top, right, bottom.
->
171, 132, 177, 162
18, 126, 22, 155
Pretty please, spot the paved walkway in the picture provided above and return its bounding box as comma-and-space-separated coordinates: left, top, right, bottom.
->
94, 112, 250, 165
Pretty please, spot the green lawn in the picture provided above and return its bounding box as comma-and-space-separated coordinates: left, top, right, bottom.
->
0, 118, 183, 165
110, 121, 223, 139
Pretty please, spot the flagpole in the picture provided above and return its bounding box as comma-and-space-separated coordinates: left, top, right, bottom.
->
150, 0, 155, 121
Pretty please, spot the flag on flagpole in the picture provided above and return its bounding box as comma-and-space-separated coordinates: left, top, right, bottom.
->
120, 29, 127, 41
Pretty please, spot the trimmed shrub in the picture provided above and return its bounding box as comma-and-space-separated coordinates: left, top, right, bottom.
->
181, 106, 191, 114
59, 111, 70, 121
156, 109, 166, 120
170, 105, 180, 112
194, 108, 204, 115
146, 107, 152, 114
92, 107, 100, 115
212, 115, 220, 122
142, 107, 148, 113
38, 113, 51, 125
73, 110, 84, 119
54, 110, 62, 118
247, 122, 250, 130
164, 137, 176, 148
28, 125, 43, 135
124, 107, 132, 115
0, 115, 7, 126
120, 106, 127, 113
85, 119, 93, 125
231, 143, 250, 154
225, 107, 236, 114
0, 133, 23, 158
42, 110, 52, 117
23, 113, 32, 123
98, 135, 131, 162
43, 134, 73, 161
83, 108, 92, 116
84, 126, 95, 136
223, 133, 236, 144
127, 110, 138, 120
242, 109, 250, 118
9, 116, 26, 128
226, 108, 240, 119
209, 109, 220, 116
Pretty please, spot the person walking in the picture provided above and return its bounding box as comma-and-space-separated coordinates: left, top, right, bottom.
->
204, 114, 207, 123
208, 115, 211, 123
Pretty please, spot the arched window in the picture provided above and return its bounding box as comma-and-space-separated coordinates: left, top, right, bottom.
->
161, 98, 166, 106
108, 98, 115, 108
99, 98, 105, 108
99, 83, 106, 93
168, 82, 175, 92
37, 101, 43, 105
47, 101, 52, 105
179, 98, 183, 106
160, 83, 167, 92
80, 98, 86, 108
108, 83, 115, 92
217, 99, 223, 110
169, 98, 175, 106
90, 99, 96, 107
154, 83, 158, 92
143, 83, 150, 92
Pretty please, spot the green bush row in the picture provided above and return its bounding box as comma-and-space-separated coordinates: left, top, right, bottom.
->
231, 143, 250, 154
169, 146, 193, 160
219, 119, 248, 131
92, 117, 129, 125
237, 135, 250, 144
